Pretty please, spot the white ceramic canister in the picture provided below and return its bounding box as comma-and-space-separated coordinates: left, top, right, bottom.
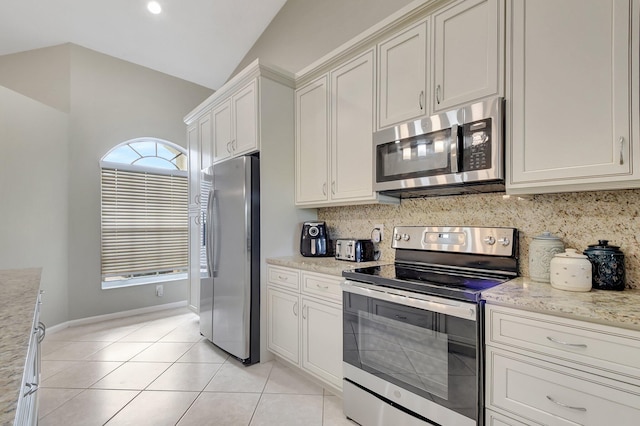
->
549, 249, 592, 292
529, 231, 565, 282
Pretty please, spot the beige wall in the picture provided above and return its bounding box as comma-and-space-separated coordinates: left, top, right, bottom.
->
0, 44, 213, 325
232, 0, 415, 77
0, 86, 69, 326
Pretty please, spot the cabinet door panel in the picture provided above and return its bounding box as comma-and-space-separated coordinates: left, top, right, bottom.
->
508, 0, 632, 188
432, 0, 502, 111
295, 77, 330, 204
301, 297, 343, 389
233, 80, 258, 155
267, 288, 300, 365
378, 21, 428, 128
212, 100, 232, 163
199, 111, 213, 169
331, 50, 376, 201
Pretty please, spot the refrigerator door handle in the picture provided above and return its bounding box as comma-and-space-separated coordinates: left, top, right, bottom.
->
211, 189, 221, 277
206, 189, 215, 277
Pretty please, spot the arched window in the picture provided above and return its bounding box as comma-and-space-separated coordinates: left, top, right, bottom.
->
100, 138, 188, 289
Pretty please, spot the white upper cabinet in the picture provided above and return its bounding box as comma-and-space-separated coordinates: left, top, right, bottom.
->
377, 20, 429, 128
331, 50, 377, 202
212, 99, 232, 163
212, 80, 258, 163
295, 51, 398, 207
295, 76, 329, 204
198, 110, 213, 169
431, 0, 503, 112
507, 0, 639, 194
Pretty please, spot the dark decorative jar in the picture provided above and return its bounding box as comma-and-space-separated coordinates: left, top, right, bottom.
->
583, 240, 626, 291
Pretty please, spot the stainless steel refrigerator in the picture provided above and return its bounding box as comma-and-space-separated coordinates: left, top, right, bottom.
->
199, 155, 260, 364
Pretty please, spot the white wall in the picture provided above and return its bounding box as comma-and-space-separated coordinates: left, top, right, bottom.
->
0, 86, 70, 326
231, 0, 414, 77
0, 44, 213, 325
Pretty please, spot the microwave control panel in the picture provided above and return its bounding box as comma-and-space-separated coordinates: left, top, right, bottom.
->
462, 118, 492, 171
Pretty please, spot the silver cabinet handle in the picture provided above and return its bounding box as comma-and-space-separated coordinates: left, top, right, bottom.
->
436, 85, 441, 105
331, 181, 336, 195
302, 305, 308, 320
195, 194, 201, 205
316, 283, 329, 290
546, 395, 587, 412
194, 215, 201, 225
292, 302, 298, 317
37, 322, 46, 343
322, 182, 327, 196
619, 136, 625, 165
547, 336, 587, 348
24, 382, 39, 397
277, 275, 288, 281
232, 139, 237, 151
226, 141, 232, 153
418, 90, 424, 110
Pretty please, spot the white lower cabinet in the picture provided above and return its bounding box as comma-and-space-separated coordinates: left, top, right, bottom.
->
266, 264, 343, 392
485, 304, 640, 425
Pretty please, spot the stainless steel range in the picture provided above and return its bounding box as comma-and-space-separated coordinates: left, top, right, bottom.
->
342, 226, 519, 426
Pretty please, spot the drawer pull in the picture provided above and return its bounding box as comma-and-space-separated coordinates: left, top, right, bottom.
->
277, 275, 289, 281
546, 395, 587, 412
395, 315, 408, 320
316, 284, 329, 290
546, 336, 587, 348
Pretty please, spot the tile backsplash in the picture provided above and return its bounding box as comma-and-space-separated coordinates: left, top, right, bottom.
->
318, 189, 640, 289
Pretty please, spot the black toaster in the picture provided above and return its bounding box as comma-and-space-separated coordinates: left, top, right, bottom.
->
300, 221, 333, 257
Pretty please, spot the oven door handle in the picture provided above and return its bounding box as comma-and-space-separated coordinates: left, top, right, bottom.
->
342, 280, 477, 321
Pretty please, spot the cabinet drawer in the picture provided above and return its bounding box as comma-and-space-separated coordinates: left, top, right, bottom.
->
267, 266, 300, 291
301, 271, 343, 302
487, 348, 640, 426
485, 409, 528, 426
486, 305, 640, 383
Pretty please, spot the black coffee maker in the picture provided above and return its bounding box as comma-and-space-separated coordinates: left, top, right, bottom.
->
300, 221, 333, 257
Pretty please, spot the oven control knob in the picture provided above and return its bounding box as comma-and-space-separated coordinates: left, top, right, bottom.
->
394, 233, 402, 241
483, 236, 496, 245
393, 390, 402, 398
402, 234, 410, 241
498, 237, 510, 246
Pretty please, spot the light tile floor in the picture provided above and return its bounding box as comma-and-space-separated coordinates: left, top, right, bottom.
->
39, 307, 355, 426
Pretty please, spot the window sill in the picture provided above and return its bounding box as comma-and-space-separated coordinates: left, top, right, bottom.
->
102, 272, 188, 290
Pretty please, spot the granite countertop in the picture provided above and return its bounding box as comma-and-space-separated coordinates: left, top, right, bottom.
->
483, 277, 640, 331
0, 268, 42, 425
267, 256, 387, 277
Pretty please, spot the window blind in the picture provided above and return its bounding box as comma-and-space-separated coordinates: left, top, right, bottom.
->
100, 167, 188, 280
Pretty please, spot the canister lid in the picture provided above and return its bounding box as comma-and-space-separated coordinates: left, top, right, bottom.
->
584, 240, 623, 255
554, 248, 588, 259
533, 231, 561, 240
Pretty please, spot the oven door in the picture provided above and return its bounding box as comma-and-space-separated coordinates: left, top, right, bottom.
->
342, 281, 480, 426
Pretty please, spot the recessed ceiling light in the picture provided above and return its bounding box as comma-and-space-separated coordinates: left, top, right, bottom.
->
147, 1, 162, 14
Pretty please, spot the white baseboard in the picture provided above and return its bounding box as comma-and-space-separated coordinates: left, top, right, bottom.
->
47, 300, 189, 334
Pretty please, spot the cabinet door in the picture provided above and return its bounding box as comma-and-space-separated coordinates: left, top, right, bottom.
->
295, 76, 330, 204
212, 99, 233, 163
378, 20, 428, 128
301, 297, 343, 389
233, 80, 259, 155
187, 122, 200, 209
188, 210, 200, 313
199, 110, 214, 169
330, 50, 376, 201
432, 0, 502, 112
508, 0, 633, 192
267, 287, 300, 365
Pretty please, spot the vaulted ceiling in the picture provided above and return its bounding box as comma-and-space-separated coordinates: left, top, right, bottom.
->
0, 0, 288, 89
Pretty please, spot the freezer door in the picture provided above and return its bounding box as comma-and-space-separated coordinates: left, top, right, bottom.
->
211, 156, 255, 359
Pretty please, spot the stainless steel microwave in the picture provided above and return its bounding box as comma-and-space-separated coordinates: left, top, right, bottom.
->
373, 97, 504, 197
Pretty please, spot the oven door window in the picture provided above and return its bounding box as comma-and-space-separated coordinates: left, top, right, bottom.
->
344, 291, 478, 421
375, 128, 454, 183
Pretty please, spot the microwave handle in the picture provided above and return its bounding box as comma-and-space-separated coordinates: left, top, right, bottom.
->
450, 124, 460, 173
